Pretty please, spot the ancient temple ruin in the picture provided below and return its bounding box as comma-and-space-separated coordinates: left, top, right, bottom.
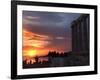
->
71, 14, 89, 54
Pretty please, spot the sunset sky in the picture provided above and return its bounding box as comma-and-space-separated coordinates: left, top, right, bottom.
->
22, 11, 81, 59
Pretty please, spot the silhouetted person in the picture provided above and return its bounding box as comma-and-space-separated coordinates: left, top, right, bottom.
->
35, 56, 38, 63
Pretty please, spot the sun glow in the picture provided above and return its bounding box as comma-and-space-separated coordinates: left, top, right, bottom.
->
28, 50, 37, 57
23, 29, 52, 58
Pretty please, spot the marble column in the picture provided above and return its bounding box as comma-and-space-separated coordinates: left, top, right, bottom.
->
76, 21, 80, 52
71, 21, 78, 52
78, 20, 82, 52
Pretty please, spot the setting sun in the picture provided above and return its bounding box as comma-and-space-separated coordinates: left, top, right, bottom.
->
28, 50, 37, 57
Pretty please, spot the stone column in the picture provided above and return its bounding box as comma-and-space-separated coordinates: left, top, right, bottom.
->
78, 20, 82, 52
71, 21, 78, 52
75, 22, 79, 52
83, 15, 88, 52
81, 20, 85, 52
86, 15, 89, 51
76, 21, 80, 52
71, 25, 74, 52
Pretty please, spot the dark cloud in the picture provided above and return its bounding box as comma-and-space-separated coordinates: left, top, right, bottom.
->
24, 24, 70, 38
23, 11, 81, 27
23, 11, 63, 23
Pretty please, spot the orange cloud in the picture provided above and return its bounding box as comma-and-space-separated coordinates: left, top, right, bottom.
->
23, 29, 51, 48
23, 29, 52, 59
